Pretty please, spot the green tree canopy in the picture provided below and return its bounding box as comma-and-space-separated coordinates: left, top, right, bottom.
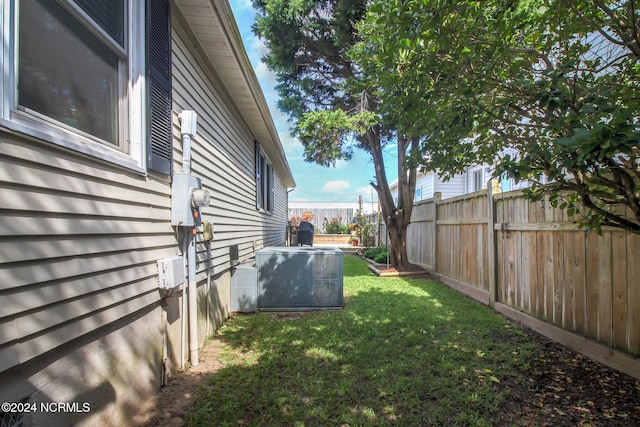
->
352, 0, 640, 234
253, 0, 420, 267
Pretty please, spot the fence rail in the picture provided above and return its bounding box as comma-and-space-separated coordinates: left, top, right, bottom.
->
405, 189, 640, 379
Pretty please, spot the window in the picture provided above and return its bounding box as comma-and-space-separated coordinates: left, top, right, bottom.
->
2, 0, 172, 173
473, 169, 483, 192
18, 0, 125, 147
255, 142, 274, 213
500, 172, 512, 192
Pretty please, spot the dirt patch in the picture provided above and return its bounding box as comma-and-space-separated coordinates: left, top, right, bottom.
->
131, 337, 228, 427
131, 312, 311, 426
498, 332, 640, 426
368, 262, 434, 278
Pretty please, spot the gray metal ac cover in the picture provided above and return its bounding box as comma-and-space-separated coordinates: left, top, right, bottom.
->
230, 259, 258, 313
255, 246, 344, 310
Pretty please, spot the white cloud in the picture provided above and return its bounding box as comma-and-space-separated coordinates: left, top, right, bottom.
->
250, 36, 269, 58
321, 180, 351, 194
230, 0, 253, 11
355, 184, 375, 195
255, 62, 277, 88
278, 130, 301, 151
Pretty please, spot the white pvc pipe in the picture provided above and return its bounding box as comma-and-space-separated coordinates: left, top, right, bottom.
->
181, 236, 187, 370
179, 110, 196, 173
182, 134, 192, 173
187, 229, 199, 367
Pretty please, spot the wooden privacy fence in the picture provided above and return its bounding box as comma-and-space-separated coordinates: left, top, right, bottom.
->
406, 189, 639, 378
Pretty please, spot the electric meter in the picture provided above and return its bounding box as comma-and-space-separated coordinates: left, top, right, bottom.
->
171, 173, 207, 227
191, 189, 210, 208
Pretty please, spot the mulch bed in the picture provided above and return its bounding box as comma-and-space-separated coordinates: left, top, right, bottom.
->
499, 330, 640, 426
367, 261, 433, 278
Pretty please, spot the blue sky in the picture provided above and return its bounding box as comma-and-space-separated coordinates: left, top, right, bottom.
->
229, 0, 396, 203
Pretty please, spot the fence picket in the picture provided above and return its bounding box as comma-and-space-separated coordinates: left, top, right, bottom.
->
627, 234, 640, 355
406, 189, 639, 375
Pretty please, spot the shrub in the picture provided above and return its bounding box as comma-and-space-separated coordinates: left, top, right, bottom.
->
363, 246, 386, 260
323, 217, 350, 234
363, 247, 378, 259
373, 251, 390, 264
363, 246, 389, 264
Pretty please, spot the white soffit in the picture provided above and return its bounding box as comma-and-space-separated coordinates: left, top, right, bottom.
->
175, 0, 295, 188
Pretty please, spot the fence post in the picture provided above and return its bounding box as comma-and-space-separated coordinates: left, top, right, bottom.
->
487, 183, 498, 308
432, 192, 441, 274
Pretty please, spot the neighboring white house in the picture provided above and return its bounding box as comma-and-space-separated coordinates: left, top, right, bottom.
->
0, 1, 294, 425
390, 167, 486, 204
391, 148, 535, 204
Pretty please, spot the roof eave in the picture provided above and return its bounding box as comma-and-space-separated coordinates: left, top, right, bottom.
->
174, 0, 296, 188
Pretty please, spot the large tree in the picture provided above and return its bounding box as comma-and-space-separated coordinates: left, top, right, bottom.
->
252, 0, 419, 267
353, 0, 640, 234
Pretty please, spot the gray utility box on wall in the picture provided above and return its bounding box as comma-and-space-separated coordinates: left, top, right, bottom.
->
171, 172, 203, 227
255, 246, 344, 310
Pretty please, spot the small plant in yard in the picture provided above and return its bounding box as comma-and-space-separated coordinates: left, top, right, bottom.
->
185, 257, 640, 426
363, 246, 389, 263
322, 216, 350, 234
350, 213, 377, 247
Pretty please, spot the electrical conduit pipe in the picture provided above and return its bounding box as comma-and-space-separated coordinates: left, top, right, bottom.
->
180, 110, 199, 367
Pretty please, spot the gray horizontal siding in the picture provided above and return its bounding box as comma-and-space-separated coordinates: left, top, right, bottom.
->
0, 133, 173, 373
0, 291, 159, 373
0, 59, 177, 374
0, 138, 175, 371
171, 14, 288, 274
0, 9, 290, 376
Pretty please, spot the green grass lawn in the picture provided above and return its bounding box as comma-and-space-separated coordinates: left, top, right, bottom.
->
185, 255, 540, 426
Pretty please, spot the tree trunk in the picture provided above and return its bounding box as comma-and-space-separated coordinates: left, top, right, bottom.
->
366, 127, 417, 269
387, 222, 410, 268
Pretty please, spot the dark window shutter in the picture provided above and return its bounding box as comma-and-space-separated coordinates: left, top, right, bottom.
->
255, 141, 262, 209
146, 0, 172, 175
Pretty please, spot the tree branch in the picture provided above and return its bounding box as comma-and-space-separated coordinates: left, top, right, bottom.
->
581, 193, 640, 233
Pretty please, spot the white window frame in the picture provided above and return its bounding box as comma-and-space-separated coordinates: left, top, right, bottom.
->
473, 169, 483, 192
0, 0, 147, 173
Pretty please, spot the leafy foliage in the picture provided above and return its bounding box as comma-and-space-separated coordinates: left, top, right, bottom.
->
296, 109, 377, 166
351, 0, 640, 234
252, 0, 419, 267
351, 212, 377, 247
364, 246, 390, 263
323, 216, 350, 234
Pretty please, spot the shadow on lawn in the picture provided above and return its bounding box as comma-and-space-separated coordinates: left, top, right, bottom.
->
185, 257, 640, 426
184, 271, 533, 426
